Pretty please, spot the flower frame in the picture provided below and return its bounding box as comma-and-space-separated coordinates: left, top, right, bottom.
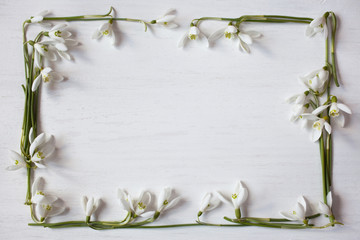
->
9, 7, 348, 230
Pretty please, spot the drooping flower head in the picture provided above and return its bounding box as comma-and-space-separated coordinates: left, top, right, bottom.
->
178, 25, 208, 48
155, 9, 178, 28
92, 21, 115, 45
198, 192, 221, 217
306, 15, 328, 38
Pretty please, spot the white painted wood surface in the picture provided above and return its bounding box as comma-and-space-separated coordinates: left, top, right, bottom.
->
1, 0, 360, 239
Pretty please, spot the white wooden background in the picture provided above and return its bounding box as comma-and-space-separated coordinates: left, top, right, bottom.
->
1, 0, 360, 239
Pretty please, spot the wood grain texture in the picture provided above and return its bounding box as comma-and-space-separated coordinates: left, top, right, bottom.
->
1, 0, 360, 239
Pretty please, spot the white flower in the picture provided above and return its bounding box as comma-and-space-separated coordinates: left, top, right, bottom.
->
31, 177, 58, 204
208, 25, 261, 53
301, 114, 332, 142
81, 196, 100, 217
299, 68, 329, 92
312, 100, 352, 127
6, 150, 27, 171
30, 10, 50, 23
157, 187, 181, 213
279, 196, 307, 222
34, 39, 77, 68
117, 189, 154, 218
178, 26, 208, 48
198, 192, 221, 214
48, 23, 72, 43
92, 22, 115, 45
30, 10, 52, 28
34, 42, 58, 63
216, 181, 248, 210
35, 194, 64, 221
290, 104, 309, 122
155, 9, 178, 28
318, 191, 333, 216
29, 132, 56, 168
32, 67, 64, 92
305, 15, 328, 38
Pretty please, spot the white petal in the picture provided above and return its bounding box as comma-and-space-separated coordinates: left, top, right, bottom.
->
318, 201, 332, 216
301, 113, 318, 120
239, 39, 250, 53
9, 150, 26, 164
297, 196, 307, 211
164, 196, 180, 211
34, 162, 46, 168
36, 203, 47, 219
81, 196, 88, 213
34, 51, 42, 69
164, 22, 178, 29
337, 103, 352, 114
139, 211, 155, 218
238, 33, 252, 44
200, 193, 212, 212
286, 94, 299, 103
86, 197, 94, 216
32, 177, 44, 197
327, 191, 333, 208
312, 128, 322, 142
99, 22, 110, 32
312, 104, 330, 115
335, 113, 345, 127
158, 187, 172, 209
32, 74, 42, 92
177, 32, 188, 48
208, 28, 226, 42
60, 31, 72, 39
54, 42, 68, 52
206, 197, 221, 211
157, 15, 176, 23
305, 26, 315, 37
324, 122, 332, 134
29, 133, 46, 156
51, 23, 68, 31
279, 211, 297, 221
48, 205, 65, 217
214, 191, 232, 205
31, 16, 44, 23
294, 202, 305, 220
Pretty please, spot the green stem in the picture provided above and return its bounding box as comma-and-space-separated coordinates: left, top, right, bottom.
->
329, 12, 339, 87
319, 135, 328, 204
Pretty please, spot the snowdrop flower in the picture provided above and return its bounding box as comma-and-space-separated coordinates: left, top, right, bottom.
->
117, 189, 154, 219
305, 15, 328, 38
30, 10, 52, 28
30, 10, 50, 23
280, 196, 307, 223
216, 181, 248, 218
92, 21, 115, 45
35, 195, 65, 222
312, 97, 352, 127
48, 23, 72, 43
286, 91, 309, 105
6, 150, 27, 171
155, 9, 178, 28
156, 187, 181, 214
29, 132, 56, 168
34, 42, 58, 63
208, 24, 261, 53
31, 177, 58, 204
318, 191, 333, 216
178, 25, 208, 48
290, 104, 309, 122
81, 196, 100, 219
32, 67, 64, 92
299, 68, 329, 92
198, 192, 221, 217
302, 114, 331, 142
